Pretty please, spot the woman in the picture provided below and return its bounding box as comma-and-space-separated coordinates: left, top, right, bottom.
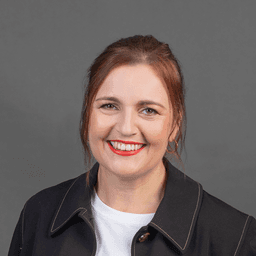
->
8, 35, 256, 255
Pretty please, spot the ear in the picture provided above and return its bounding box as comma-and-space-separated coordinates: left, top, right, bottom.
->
168, 123, 179, 142
168, 112, 182, 143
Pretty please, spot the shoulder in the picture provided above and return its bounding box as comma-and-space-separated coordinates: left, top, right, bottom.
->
23, 174, 84, 216
197, 189, 256, 253
200, 190, 250, 224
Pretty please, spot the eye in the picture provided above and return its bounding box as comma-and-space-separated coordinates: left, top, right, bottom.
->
142, 108, 158, 115
100, 103, 117, 110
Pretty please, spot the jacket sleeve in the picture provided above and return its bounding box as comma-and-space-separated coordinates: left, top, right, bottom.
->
8, 205, 26, 256
237, 216, 256, 255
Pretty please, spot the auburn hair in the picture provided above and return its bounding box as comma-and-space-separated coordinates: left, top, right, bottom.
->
79, 35, 187, 188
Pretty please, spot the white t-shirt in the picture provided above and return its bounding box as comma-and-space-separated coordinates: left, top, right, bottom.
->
91, 187, 155, 256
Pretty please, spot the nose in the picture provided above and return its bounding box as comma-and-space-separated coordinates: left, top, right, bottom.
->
117, 107, 137, 136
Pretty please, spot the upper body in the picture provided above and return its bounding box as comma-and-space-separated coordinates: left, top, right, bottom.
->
8, 35, 256, 255
8, 159, 256, 255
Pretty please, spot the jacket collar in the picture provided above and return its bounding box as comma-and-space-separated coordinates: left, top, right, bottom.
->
149, 158, 203, 253
49, 158, 203, 254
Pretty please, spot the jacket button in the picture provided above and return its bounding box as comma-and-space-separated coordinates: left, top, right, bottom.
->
138, 232, 150, 242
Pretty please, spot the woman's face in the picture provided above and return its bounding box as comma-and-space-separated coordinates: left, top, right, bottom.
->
88, 64, 178, 180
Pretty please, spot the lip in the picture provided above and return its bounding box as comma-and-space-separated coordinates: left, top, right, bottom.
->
107, 141, 146, 156
108, 140, 145, 145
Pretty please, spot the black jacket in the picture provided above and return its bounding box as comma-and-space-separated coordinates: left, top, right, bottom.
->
8, 159, 256, 255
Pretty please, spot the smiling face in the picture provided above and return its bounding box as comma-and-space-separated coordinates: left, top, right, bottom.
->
88, 64, 178, 181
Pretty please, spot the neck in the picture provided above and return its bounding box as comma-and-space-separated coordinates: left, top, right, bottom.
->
94, 162, 167, 214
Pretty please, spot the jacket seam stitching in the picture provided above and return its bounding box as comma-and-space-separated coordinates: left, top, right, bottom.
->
150, 182, 201, 251
50, 176, 81, 233
53, 207, 87, 233
233, 215, 250, 256
183, 182, 201, 249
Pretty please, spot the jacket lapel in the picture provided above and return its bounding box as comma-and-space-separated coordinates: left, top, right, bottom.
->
149, 159, 203, 253
48, 162, 99, 237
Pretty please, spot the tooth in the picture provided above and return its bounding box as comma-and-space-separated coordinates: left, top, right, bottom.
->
114, 141, 117, 149
131, 144, 135, 151
125, 144, 131, 151
117, 143, 121, 150
134, 144, 138, 150
121, 144, 126, 150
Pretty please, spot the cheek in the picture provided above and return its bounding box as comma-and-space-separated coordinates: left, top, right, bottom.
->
89, 111, 112, 139
145, 119, 170, 144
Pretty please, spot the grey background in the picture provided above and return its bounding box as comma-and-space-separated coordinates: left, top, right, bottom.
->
1, 0, 256, 254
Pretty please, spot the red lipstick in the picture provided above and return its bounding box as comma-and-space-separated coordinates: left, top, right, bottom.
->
107, 141, 146, 156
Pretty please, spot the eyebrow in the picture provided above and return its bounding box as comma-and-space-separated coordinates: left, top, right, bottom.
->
95, 96, 166, 109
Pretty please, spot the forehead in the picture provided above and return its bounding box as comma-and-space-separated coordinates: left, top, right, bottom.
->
96, 64, 169, 103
